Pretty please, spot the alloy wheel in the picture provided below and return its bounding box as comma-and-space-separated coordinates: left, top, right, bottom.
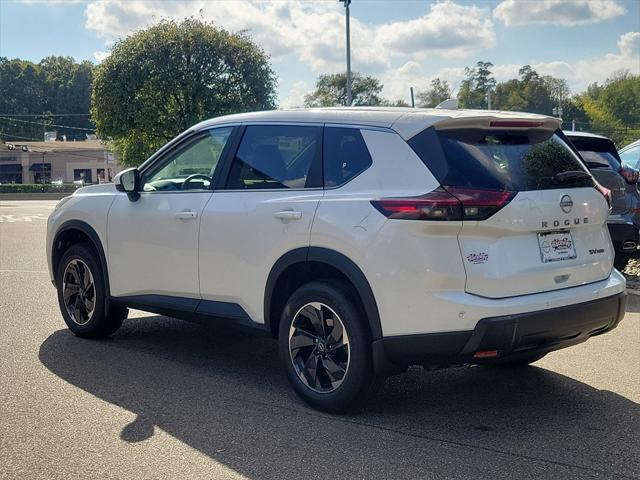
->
62, 259, 96, 325
288, 302, 350, 393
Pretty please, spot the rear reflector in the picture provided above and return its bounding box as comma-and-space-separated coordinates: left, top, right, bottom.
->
371, 187, 514, 221
489, 120, 544, 128
473, 350, 500, 359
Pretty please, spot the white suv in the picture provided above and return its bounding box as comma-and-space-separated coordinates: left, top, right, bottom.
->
47, 108, 627, 412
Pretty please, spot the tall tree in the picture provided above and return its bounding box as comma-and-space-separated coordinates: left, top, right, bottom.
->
416, 78, 452, 108
457, 61, 496, 109
304, 72, 384, 107
0, 56, 94, 141
577, 72, 640, 145
92, 18, 277, 166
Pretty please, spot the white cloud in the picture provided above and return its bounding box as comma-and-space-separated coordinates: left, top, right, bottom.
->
17, 0, 84, 4
93, 50, 110, 62
388, 32, 640, 99
494, 0, 625, 27
380, 61, 428, 102
83, 0, 496, 74
618, 31, 640, 58
280, 81, 311, 108
377, 1, 495, 58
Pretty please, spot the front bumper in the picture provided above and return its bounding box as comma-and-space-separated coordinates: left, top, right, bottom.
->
373, 292, 627, 372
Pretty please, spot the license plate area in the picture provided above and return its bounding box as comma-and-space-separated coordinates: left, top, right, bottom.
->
538, 230, 576, 263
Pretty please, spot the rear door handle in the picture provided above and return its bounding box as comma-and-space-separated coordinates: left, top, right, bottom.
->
274, 210, 302, 221
175, 211, 198, 220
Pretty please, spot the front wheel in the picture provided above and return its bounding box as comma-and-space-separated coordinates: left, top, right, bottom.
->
278, 281, 374, 413
56, 243, 127, 338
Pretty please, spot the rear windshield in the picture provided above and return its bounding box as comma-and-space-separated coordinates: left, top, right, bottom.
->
408, 128, 595, 191
566, 136, 621, 170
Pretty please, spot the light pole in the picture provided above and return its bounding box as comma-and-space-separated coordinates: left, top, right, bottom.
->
340, 0, 352, 106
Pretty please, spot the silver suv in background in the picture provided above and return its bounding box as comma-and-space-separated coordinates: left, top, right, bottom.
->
565, 131, 640, 270
620, 139, 640, 169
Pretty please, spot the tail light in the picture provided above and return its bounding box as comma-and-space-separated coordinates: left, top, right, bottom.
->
371, 187, 515, 221
595, 183, 611, 208
489, 120, 544, 128
618, 164, 639, 184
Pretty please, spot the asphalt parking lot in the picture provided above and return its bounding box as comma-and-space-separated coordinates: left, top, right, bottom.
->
1, 200, 638, 480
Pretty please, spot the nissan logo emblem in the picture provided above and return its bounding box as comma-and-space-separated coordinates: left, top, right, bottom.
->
560, 194, 573, 214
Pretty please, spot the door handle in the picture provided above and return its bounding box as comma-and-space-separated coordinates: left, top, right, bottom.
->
274, 210, 302, 221
175, 211, 198, 220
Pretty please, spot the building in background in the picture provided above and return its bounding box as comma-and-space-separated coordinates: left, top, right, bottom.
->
0, 141, 121, 184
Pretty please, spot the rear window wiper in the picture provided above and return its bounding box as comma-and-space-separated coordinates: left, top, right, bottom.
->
553, 170, 592, 183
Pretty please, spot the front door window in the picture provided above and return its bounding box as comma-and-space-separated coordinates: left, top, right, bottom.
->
142, 127, 233, 192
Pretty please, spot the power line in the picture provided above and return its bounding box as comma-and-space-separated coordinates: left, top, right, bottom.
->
0, 132, 42, 141
0, 116, 95, 131
0, 113, 90, 117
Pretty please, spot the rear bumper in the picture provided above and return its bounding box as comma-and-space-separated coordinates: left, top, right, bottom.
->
373, 291, 627, 372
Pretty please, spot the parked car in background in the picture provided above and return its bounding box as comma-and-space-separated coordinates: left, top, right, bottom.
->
619, 139, 640, 169
565, 131, 640, 270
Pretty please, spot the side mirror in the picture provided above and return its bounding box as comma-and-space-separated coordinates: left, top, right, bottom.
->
114, 168, 140, 201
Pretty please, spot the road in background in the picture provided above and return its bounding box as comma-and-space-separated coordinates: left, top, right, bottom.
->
1, 200, 639, 479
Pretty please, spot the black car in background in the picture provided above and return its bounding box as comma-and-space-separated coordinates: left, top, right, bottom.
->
565, 131, 640, 270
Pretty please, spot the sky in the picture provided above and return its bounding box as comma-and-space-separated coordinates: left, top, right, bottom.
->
0, 0, 638, 107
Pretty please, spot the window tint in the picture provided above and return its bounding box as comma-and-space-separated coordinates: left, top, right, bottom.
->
225, 125, 321, 189
578, 150, 619, 170
323, 127, 372, 187
142, 127, 233, 192
409, 127, 594, 191
620, 145, 640, 167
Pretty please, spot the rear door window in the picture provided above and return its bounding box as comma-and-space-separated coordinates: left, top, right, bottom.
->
408, 127, 594, 191
323, 127, 372, 187
225, 125, 321, 190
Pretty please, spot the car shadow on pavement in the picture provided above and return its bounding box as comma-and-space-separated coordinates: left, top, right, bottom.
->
39, 315, 640, 480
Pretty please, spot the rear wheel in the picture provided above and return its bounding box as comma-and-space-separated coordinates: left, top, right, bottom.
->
56, 243, 127, 338
278, 281, 374, 413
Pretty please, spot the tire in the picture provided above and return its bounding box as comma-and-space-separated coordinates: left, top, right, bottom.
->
278, 280, 374, 413
56, 243, 127, 338
614, 253, 631, 271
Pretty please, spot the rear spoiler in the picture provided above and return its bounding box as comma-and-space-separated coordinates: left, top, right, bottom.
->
433, 116, 561, 131
393, 110, 561, 140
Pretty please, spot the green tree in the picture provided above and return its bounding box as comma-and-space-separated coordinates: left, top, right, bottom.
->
574, 72, 640, 145
92, 18, 277, 166
416, 78, 452, 107
458, 61, 496, 109
303, 72, 384, 107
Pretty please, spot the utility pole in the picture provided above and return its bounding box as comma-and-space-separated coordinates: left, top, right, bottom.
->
340, 0, 352, 106
410, 87, 415, 108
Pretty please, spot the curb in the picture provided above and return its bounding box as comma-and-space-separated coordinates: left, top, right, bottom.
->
0, 193, 69, 201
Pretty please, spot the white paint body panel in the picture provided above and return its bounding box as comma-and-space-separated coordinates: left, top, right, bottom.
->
46, 184, 117, 281
198, 190, 322, 323
107, 192, 212, 297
